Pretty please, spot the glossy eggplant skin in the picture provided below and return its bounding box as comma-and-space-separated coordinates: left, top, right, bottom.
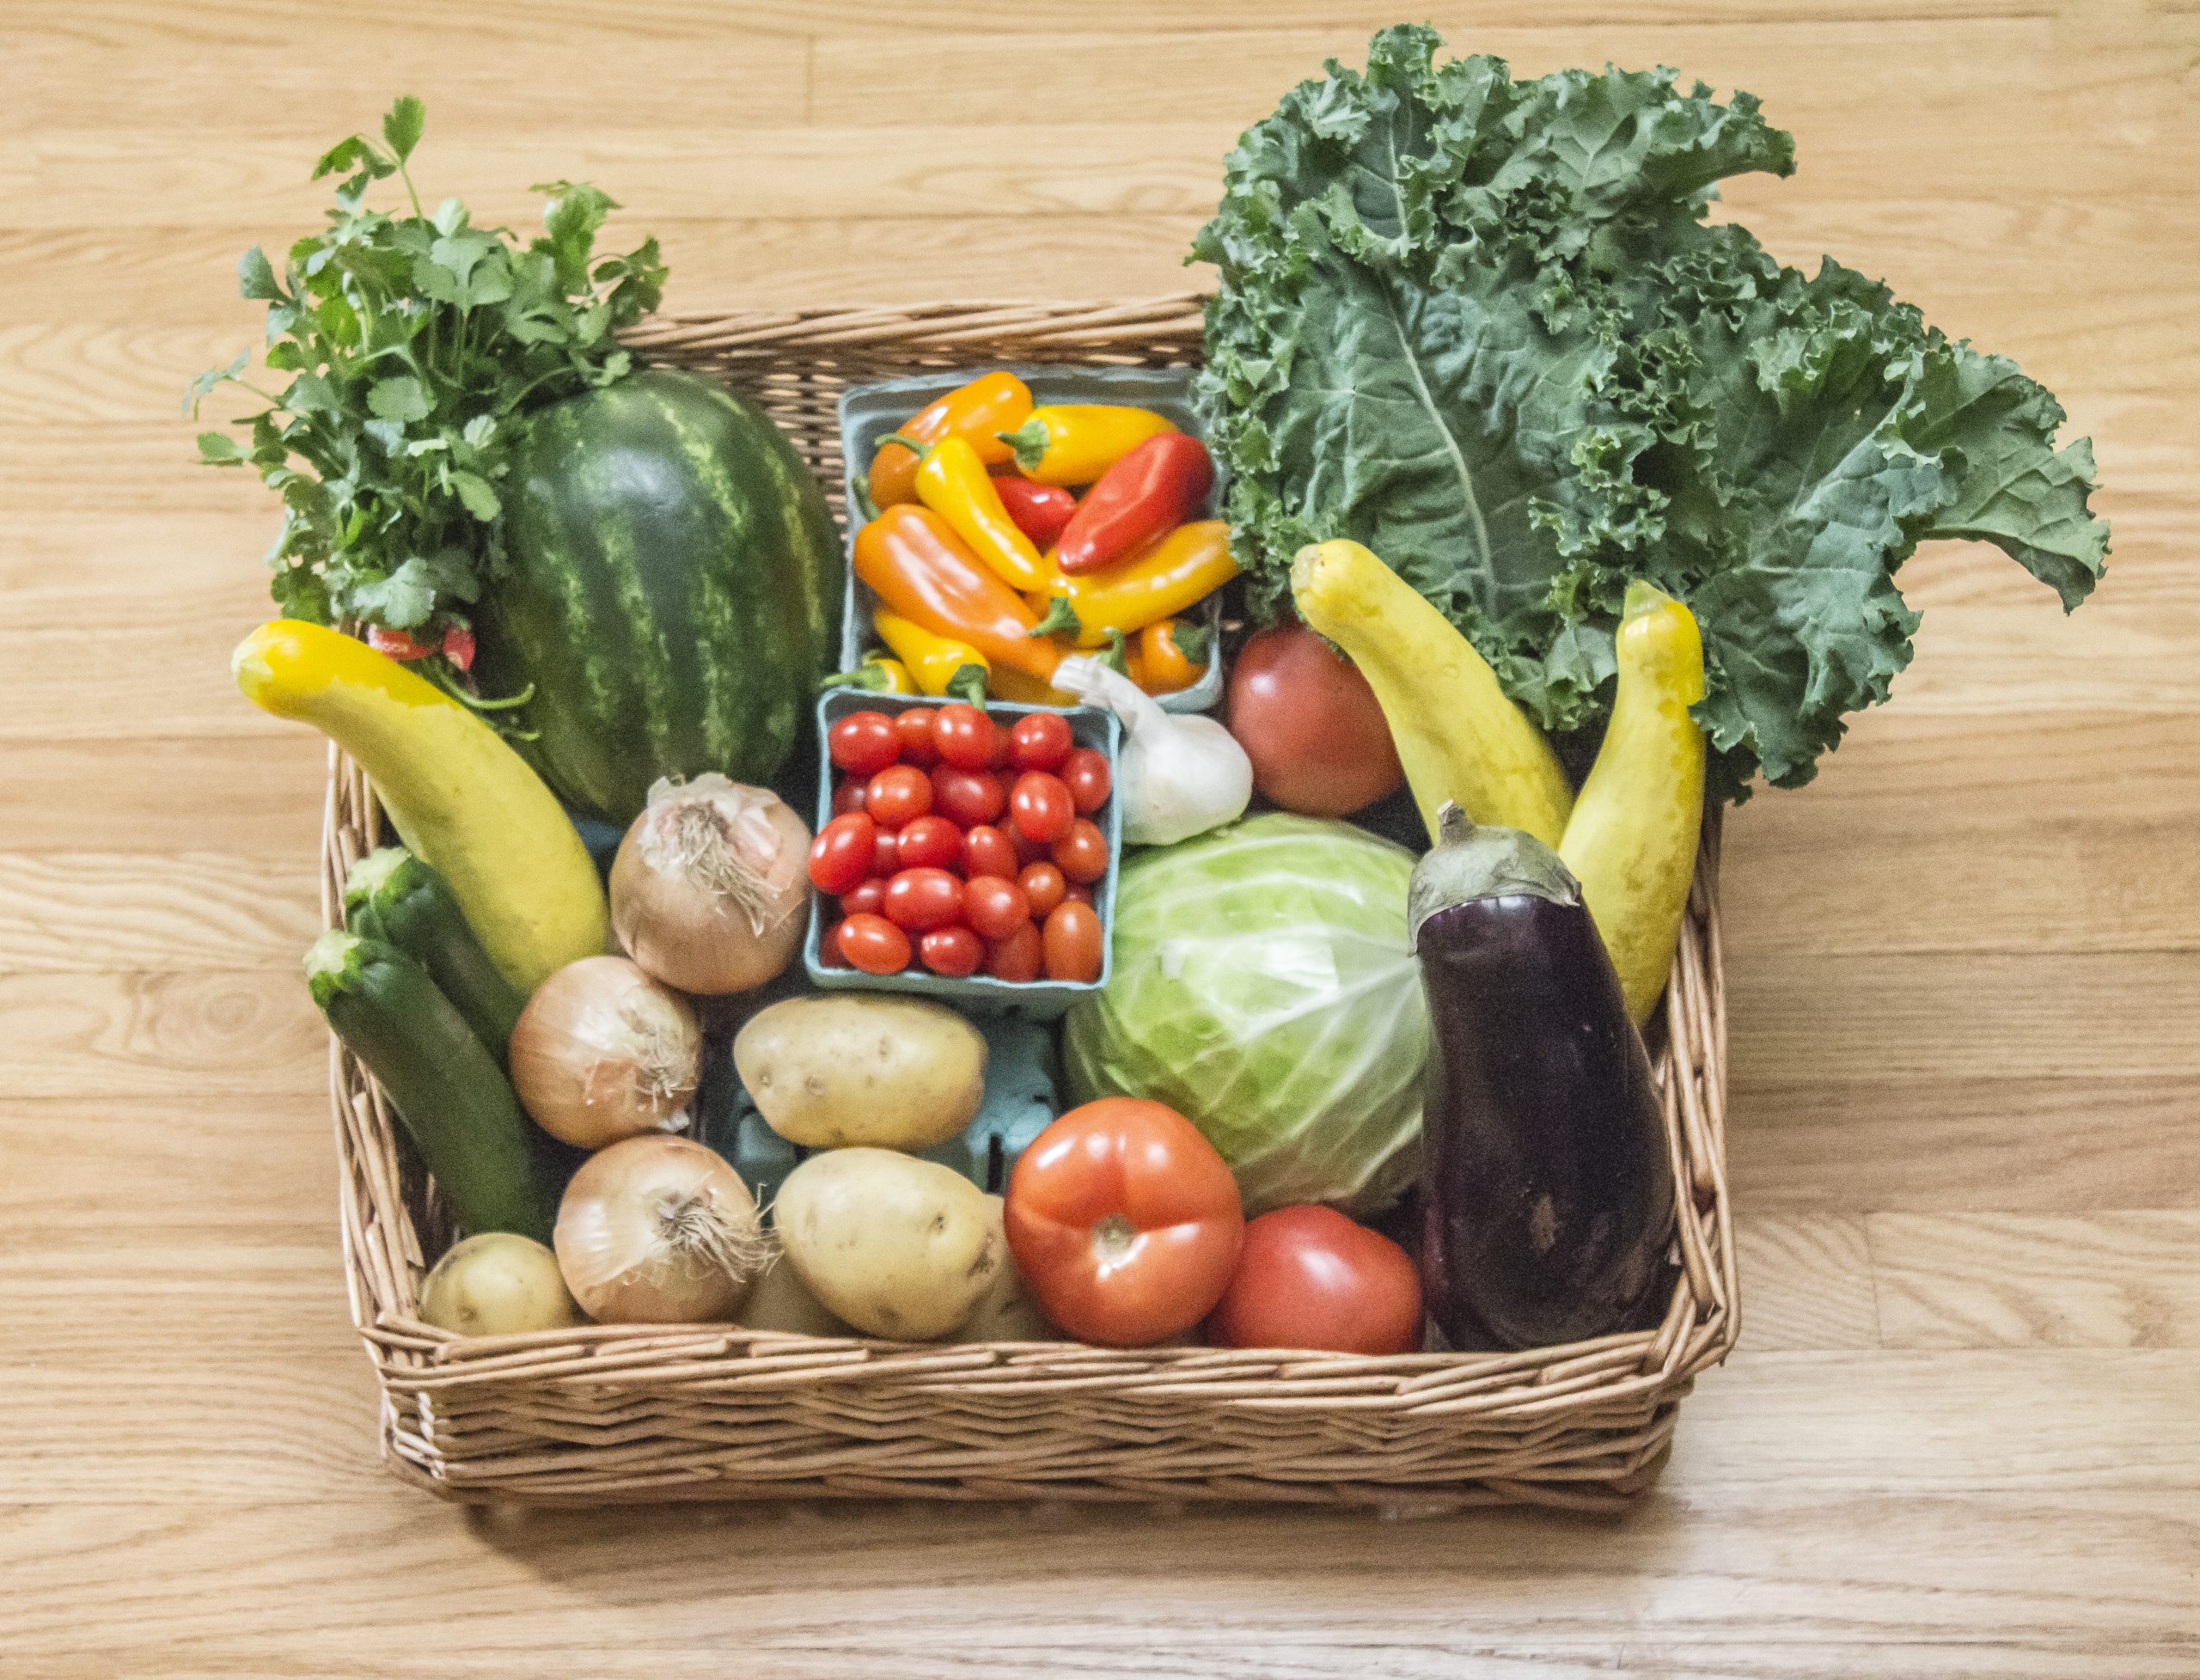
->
1415, 874, 1675, 1352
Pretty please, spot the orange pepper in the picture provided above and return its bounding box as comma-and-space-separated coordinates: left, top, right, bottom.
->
869, 372, 1031, 509
1128, 618, 1209, 694
852, 504, 1062, 684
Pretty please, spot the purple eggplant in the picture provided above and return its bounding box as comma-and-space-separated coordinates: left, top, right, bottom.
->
1409, 803, 1675, 1350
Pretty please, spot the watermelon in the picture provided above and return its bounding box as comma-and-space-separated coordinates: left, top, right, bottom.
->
476, 368, 841, 824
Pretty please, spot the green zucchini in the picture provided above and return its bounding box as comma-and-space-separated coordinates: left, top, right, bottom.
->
306, 931, 556, 1243
344, 847, 529, 1061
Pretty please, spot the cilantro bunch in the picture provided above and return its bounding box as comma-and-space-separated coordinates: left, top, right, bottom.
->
190, 97, 665, 687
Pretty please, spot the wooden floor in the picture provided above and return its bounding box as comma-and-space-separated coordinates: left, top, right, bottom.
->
5, 3, 2198, 1674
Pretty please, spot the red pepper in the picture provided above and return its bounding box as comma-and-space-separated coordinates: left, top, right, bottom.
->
1055, 432, 1214, 576
988, 473, 1078, 547
364, 623, 475, 670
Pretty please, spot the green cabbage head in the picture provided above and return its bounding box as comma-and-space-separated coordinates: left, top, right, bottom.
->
1063, 814, 1427, 1215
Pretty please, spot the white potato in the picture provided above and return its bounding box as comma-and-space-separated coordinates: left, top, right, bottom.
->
733, 995, 985, 1151
950, 1195, 1060, 1344
736, 1253, 855, 1339
774, 1148, 1000, 1340
419, 1233, 585, 1336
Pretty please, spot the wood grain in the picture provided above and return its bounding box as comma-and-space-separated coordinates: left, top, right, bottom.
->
3, 3, 2196, 1672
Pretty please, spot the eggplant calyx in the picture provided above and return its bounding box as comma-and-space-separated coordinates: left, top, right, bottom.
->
1407, 801, 1582, 949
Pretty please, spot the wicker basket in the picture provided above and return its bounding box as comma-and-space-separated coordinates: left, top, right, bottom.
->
317, 296, 1738, 1514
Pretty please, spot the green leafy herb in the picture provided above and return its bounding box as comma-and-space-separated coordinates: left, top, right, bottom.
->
1193, 28, 2109, 797
187, 98, 665, 687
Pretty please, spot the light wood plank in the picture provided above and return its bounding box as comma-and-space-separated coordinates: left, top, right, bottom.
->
0, 736, 325, 853
0, 853, 321, 973
1871, 1212, 2200, 1347
0, 968, 327, 1099
1732, 1213, 1880, 1350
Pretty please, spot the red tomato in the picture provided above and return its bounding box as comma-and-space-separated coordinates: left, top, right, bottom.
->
818, 920, 852, 967
828, 711, 900, 777
1225, 626, 1404, 817
1009, 772, 1074, 845
1062, 880, 1093, 905
1050, 817, 1108, 884
1005, 817, 1051, 866
962, 824, 1020, 882
1004, 1097, 1244, 1347
807, 812, 877, 895
930, 702, 999, 771
983, 919, 1043, 982
840, 877, 887, 917
894, 707, 941, 767
932, 765, 1006, 828
919, 925, 983, 977
894, 814, 963, 872
1207, 1207, 1423, 1356
1008, 712, 1073, 772
830, 778, 868, 818
962, 876, 1032, 941
1018, 861, 1066, 917
1060, 747, 1111, 814
837, 913, 911, 974
883, 866, 962, 933
1042, 900, 1103, 982
865, 764, 932, 829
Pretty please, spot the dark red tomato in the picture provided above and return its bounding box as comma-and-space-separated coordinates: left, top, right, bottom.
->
865, 764, 932, 829
962, 876, 1032, 941
1005, 818, 1051, 866
837, 913, 911, 974
1010, 772, 1075, 845
1060, 747, 1111, 814
1042, 900, 1103, 982
893, 707, 941, 767
818, 920, 852, 967
1018, 861, 1066, 917
930, 702, 999, 772
1008, 712, 1073, 772
840, 877, 888, 918
961, 824, 1020, 882
894, 815, 963, 872
986, 721, 1012, 771
1207, 1206, 1422, 1356
932, 765, 1006, 828
808, 813, 877, 895
1225, 625, 1404, 818
871, 827, 899, 876
828, 711, 900, 777
984, 919, 1043, 983
1062, 880, 1093, 906
919, 925, 983, 977
1051, 817, 1108, 885
830, 777, 868, 818
883, 866, 962, 933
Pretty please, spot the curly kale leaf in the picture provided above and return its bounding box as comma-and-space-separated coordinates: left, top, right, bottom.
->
1193, 26, 2108, 797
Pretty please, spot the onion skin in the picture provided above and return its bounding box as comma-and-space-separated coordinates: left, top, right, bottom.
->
553, 1135, 768, 1323
611, 776, 811, 995
510, 956, 700, 1150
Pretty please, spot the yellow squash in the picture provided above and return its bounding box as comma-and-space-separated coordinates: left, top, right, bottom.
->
1291, 540, 1573, 847
233, 620, 608, 992
1559, 581, 1707, 1024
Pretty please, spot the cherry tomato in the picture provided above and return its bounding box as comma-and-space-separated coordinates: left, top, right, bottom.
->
806, 812, 877, 895
986, 724, 1012, 771
837, 912, 911, 974
1042, 899, 1103, 983
1005, 817, 1052, 866
983, 919, 1043, 982
872, 828, 898, 876
828, 710, 901, 777
1051, 817, 1108, 884
930, 702, 999, 772
962, 876, 1032, 941
1063, 880, 1093, 905
1008, 712, 1073, 772
919, 924, 983, 977
1060, 746, 1111, 814
894, 814, 963, 872
894, 707, 941, 767
1009, 771, 1074, 845
1225, 625, 1404, 817
818, 920, 852, 967
882, 866, 962, 933
1207, 1207, 1422, 1356
840, 877, 887, 917
962, 824, 1021, 882
1018, 861, 1066, 917
932, 765, 1006, 828
1004, 1097, 1244, 1347
865, 764, 932, 829
830, 777, 868, 817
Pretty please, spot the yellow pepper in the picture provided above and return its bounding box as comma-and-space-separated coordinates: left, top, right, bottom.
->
873, 608, 989, 704
1032, 519, 1239, 648
997, 405, 1176, 487
822, 651, 917, 696
884, 433, 1050, 594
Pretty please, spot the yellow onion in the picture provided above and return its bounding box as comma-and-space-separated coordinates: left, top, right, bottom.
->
611, 775, 810, 994
510, 956, 700, 1149
553, 1136, 769, 1323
